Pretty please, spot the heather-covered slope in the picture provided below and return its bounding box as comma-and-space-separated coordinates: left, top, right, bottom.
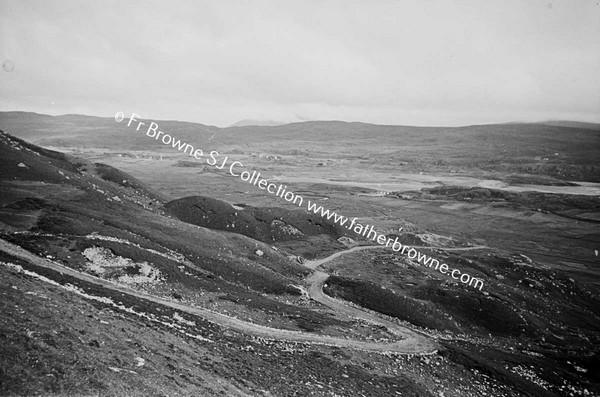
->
2, 127, 599, 396
0, 129, 313, 299
164, 195, 352, 258
0, 130, 448, 396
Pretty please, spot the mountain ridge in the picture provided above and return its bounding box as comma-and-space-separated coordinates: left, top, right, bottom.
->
3, 110, 599, 131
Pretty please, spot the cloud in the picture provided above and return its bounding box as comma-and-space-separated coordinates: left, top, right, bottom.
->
0, 0, 599, 126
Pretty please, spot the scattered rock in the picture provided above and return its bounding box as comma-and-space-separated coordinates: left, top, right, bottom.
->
337, 236, 356, 247
521, 278, 543, 288
172, 292, 183, 300
519, 254, 533, 264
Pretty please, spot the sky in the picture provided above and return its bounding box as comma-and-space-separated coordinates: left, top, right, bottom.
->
1, 0, 599, 127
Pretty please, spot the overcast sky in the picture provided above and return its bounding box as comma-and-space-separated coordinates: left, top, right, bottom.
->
1, 0, 599, 127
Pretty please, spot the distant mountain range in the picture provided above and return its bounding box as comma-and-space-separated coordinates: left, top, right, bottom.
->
0, 111, 599, 182
538, 120, 600, 130
229, 119, 286, 127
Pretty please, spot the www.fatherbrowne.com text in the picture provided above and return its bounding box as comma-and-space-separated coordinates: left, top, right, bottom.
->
117, 112, 484, 291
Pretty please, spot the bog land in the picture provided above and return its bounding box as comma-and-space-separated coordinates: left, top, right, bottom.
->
0, 112, 599, 396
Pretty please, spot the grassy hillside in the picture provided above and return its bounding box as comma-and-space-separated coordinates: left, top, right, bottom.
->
164, 196, 351, 258
0, 129, 320, 305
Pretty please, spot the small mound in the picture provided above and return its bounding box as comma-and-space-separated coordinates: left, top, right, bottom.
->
323, 276, 461, 332
163, 195, 350, 248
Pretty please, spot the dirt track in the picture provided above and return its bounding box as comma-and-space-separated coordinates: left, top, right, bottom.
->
0, 238, 439, 354
302, 244, 489, 352
304, 244, 489, 270
306, 269, 431, 344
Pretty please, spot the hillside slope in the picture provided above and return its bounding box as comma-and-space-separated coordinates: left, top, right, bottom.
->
1, 130, 599, 396
163, 196, 352, 258
0, 129, 319, 304
0, 130, 451, 396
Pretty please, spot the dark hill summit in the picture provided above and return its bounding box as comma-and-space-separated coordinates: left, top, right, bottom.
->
164, 196, 351, 258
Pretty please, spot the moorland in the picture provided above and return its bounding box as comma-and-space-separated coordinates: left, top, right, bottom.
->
0, 111, 598, 396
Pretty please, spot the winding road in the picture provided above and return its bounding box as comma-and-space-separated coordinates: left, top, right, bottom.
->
304, 244, 489, 270
0, 239, 485, 354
